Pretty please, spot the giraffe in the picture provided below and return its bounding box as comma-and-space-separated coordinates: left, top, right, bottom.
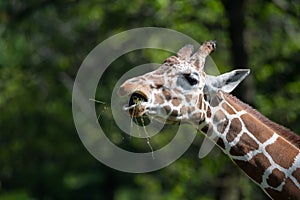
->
118, 41, 300, 200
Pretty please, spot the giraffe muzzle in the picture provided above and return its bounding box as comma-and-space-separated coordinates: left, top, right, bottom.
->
128, 92, 148, 116
128, 92, 147, 117
129, 92, 147, 105
127, 92, 151, 126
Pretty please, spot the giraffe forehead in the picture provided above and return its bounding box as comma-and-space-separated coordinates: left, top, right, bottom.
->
141, 66, 198, 85
162, 57, 199, 72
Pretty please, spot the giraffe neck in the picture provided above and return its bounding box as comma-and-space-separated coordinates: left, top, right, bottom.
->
200, 92, 300, 199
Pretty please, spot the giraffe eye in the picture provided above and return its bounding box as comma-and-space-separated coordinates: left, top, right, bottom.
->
184, 73, 199, 86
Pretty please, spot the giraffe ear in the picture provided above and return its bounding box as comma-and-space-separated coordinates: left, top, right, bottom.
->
205, 69, 250, 93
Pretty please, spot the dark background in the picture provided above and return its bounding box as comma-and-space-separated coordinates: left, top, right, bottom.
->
1, 0, 300, 199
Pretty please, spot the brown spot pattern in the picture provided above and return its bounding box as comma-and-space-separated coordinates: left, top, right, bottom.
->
213, 110, 226, 123
206, 106, 211, 118
164, 105, 171, 114
223, 94, 243, 112
173, 88, 182, 95
203, 103, 207, 111
164, 56, 179, 64
192, 112, 202, 120
226, 118, 242, 142
222, 102, 235, 115
154, 94, 164, 104
197, 94, 203, 109
241, 114, 274, 143
171, 110, 178, 116
292, 167, 300, 183
180, 106, 187, 114
172, 98, 180, 107
265, 137, 299, 169
267, 168, 286, 188
210, 96, 221, 107
213, 110, 228, 134
283, 178, 300, 198
162, 89, 171, 100
217, 120, 229, 134
229, 132, 259, 156
186, 95, 193, 102
151, 76, 164, 86
234, 153, 271, 184
266, 178, 300, 200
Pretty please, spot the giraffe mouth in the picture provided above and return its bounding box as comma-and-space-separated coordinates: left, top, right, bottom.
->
126, 92, 151, 126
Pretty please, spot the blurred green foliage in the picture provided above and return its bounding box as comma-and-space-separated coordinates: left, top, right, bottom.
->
0, 0, 299, 199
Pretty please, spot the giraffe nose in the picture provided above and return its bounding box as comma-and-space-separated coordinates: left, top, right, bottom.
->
118, 81, 148, 97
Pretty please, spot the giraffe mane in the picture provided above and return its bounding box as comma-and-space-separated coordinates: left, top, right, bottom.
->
223, 92, 300, 149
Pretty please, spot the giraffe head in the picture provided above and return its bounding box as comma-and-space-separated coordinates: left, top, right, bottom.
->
118, 41, 250, 125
